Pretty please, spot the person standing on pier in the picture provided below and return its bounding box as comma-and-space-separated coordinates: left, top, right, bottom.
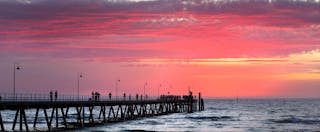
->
109, 92, 112, 100
123, 93, 126, 100
95, 92, 100, 101
54, 91, 58, 101
136, 94, 138, 101
94, 92, 97, 101
92, 92, 94, 100
50, 91, 53, 102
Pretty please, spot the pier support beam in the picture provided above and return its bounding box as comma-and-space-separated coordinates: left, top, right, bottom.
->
89, 106, 94, 123
108, 106, 116, 122
48, 107, 60, 129
98, 106, 106, 122
33, 108, 39, 128
0, 111, 4, 131
76, 106, 84, 127
198, 93, 201, 111
61, 108, 67, 127
12, 108, 29, 131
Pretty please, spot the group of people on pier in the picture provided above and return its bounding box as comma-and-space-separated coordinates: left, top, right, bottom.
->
46, 90, 196, 102
49, 90, 58, 101
90, 91, 101, 101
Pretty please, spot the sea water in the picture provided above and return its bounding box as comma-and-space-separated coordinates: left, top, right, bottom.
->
1, 99, 320, 131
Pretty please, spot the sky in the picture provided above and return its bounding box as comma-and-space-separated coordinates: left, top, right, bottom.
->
0, 0, 320, 98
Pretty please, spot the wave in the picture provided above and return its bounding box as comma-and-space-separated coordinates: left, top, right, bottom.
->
123, 130, 156, 132
207, 107, 228, 111
269, 117, 320, 124
186, 115, 233, 121
141, 120, 164, 125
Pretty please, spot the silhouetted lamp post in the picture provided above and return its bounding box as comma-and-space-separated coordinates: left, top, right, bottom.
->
116, 79, 120, 100
13, 63, 21, 100
144, 82, 148, 100
77, 72, 83, 100
158, 84, 162, 98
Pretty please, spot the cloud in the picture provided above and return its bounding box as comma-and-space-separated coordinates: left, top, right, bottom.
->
0, 0, 320, 61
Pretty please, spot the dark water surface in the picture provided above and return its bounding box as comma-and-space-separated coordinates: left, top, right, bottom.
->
83, 99, 320, 131
2, 99, 320, 131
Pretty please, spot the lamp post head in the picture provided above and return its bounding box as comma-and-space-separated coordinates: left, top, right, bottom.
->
16, 66, 20, 70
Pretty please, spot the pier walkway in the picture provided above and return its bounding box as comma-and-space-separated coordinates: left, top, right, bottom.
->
0, 92, 204, 131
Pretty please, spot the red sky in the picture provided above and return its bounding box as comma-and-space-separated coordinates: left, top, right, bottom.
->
0, 0, 320, 98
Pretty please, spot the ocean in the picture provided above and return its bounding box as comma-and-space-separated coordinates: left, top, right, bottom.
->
1, 99, 320, 131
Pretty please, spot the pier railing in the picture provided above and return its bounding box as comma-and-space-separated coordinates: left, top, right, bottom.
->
0, 93, 172, 102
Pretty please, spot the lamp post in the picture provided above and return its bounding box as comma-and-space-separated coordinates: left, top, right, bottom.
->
144, 82, 147, 100
116, 79, 120, 100
13, 63, 21, 100
77, 72, 83, 100
158, 84, 162, 98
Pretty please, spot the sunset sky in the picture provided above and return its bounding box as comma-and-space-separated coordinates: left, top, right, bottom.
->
0, 0, 320, 98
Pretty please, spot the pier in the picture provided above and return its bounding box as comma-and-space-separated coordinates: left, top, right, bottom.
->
0, 92, 204, 131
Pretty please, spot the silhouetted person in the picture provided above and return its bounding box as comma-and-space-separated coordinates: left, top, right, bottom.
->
123, 93, 126, 100
94, 92, 98, 101
54, 91, 58, 101
50, 91, 53, 101
92, 92, 94, 100
140, 94, 143, 101
129, 94, 131, 101
97, 92, 100, 101
136, 94, 138, 101
146, 95, 148, 100
109, 92, 112, 100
